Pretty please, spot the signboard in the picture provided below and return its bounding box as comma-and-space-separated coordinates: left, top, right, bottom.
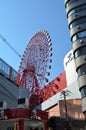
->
64, 50, 78, 86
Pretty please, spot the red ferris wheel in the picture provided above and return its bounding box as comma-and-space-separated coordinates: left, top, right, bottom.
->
18, 30, 52, 107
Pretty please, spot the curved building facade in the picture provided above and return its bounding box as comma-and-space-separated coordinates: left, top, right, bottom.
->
64, 0, 86, 114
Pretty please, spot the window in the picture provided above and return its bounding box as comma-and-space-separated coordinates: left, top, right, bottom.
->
72, 35, 77, 42
74, 46, 86, 59
70, 17, 86, 29
72, 31, 86, 42
68, 9, 75, 17
65, 0, 81, 8
68, 4, 86, 17
7, 127, 14, 130
79, 31, 86, 38
77, 64, 86, 76
18, 98, 25, 104
81, 86, 86, 98
11, 69, 17, 81
0, 58, 10, 77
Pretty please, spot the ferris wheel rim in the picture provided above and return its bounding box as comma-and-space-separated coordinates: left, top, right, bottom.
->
18, 30, 53, 89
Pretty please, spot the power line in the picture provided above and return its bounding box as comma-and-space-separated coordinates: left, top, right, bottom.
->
0, 34, 21, 58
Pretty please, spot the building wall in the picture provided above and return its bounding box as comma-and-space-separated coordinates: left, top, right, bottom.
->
46, 103, 60, 118
59, 99, 84, 119
36, 49, 82, 122
0, 74, 19, 109
64, 0, 86, 114
38, 50, 81, 112
46, 99, 84, 120
64, 50, 78, 86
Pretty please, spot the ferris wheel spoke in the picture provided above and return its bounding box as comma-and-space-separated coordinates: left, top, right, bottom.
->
18, 30, 53, 107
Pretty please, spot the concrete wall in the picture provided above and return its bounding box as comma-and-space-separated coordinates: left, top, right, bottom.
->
0, 73, 19, 109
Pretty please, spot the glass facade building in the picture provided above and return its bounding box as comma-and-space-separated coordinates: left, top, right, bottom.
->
64, 0, 86, 114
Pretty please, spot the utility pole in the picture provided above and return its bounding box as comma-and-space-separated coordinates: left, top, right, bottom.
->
61, 90, 72, 130
61, 90, 71, 118
62, 90, 68, 118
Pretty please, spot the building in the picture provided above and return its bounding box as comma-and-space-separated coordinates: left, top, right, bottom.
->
0, 58, 19, 109
64, 0, 86, 116
0, 49, 85, 129
37, 50, 84, 120
0, 58, 48, 130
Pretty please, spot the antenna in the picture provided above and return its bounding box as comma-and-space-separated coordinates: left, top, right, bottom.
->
0, 34, 21, 57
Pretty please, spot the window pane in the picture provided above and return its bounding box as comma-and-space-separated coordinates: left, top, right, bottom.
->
72, 35, 77, 42
77, 68, 81, 76
79, 31, 86, 38
68, 4, 86, 17
72, 31, 86, 42
81, 86, 86, 98
65, 0, 81, 8
68, 9, 75, 17
77, 64, 86, 76
74, 47, 86, 59
70, 17, 86, 29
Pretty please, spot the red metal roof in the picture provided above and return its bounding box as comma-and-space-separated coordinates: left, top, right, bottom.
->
41, 71, 67, 101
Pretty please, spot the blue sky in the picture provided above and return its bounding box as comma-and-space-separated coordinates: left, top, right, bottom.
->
0, 0, 72, 82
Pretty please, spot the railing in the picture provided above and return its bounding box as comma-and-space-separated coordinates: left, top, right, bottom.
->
0, 58, 20, 86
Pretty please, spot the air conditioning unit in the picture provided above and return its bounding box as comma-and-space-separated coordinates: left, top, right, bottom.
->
0, 101, 7, 110
17, 98, 29, 108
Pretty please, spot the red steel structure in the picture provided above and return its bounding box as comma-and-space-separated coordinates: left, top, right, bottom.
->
18, 30, 53, 108
0, 30, 67, 109
0, 30, 67, 130
41, 71, 67, 102
0, 56, 67, 105
0, 54, 67, 130
0, 30, 67, 108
